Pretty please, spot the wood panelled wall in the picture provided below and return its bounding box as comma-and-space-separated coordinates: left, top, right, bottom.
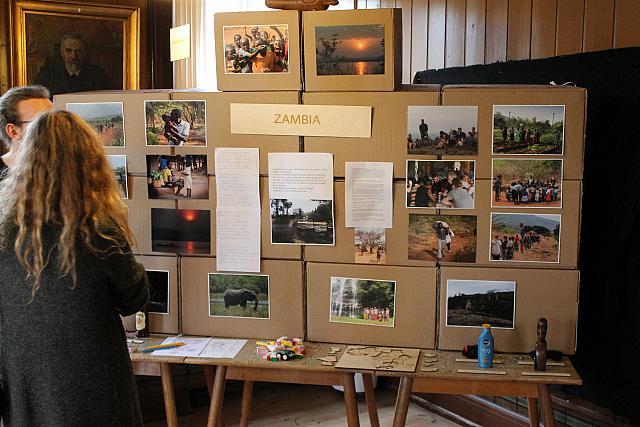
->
356, 0, 640, 82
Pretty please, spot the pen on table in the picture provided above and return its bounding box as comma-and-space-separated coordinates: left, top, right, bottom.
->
142, 342, 186, 353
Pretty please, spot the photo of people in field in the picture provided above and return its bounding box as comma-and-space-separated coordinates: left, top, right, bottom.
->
407, 160, 475, 209
270, 199, 334, 245
208, 273, 270, 319
492, 159, 563, 208
330, 277, 395, 327
407, 106, 478, 155
354, 227, 386, 264
446, 280, 516, 328
490, 213, 561, 263
492, 105, 564, 154
223, 24, 289, 74
316, 24, 385, 75
408, 214, 477, 262
66, 102, 125, 146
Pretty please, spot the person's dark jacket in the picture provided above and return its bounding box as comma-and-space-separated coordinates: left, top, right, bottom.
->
0, 225, 148, 426
34, 57, 113, 96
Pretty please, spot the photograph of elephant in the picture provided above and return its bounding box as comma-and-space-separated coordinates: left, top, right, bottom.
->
208, 273, 270, 319
446, 279, 516, 329
146, 270, 169, 315
330, 277, 395, 327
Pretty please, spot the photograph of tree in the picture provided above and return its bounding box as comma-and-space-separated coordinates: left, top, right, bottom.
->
222, 24, 289, 74
330, 277, 395, 327
315, 24, 384, 75
146, 270, 169, 315
492, 159, 563, 208
145, 100, 206, 146
492, 105, 564, 154
407, 160, 475, 209
66, 102, 125, 146
407, 106, 478, 155
208, 273, 270, 319
146, 155, 208, 200
446, 280, 516, 328
151, 208, 211, 255
354, 227, 386, 264
408, 214, 477, 262
270, 199, 334, 245
107, 155, 127, 199
490, 213, 561, 263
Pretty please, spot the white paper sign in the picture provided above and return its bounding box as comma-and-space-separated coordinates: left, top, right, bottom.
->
156, 337, 211, 357
345, 162, 393, 228
197, 338, 247, 359
215, 148, 261, 272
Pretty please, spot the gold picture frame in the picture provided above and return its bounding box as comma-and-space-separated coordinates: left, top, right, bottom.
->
11, 0, 139, 91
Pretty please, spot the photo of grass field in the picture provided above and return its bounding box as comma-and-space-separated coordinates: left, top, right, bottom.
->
330, 277, 395, 327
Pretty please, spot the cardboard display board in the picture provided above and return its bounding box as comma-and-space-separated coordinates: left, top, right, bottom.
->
171, 90, 300, 176
181, 258, 304, 339
302, 8, 402, 92
303, 86, 440, 178
53, 91, 173, 174
214, 10, 302, 91
121, 255, 179, 334
306, 262, 436, 348
441, 85, 586, 180
439, 266, 579, 354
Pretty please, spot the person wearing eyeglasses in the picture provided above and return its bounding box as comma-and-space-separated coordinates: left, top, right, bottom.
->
0, 85, 53, 171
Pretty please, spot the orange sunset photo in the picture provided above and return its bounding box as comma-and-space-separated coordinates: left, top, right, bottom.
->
315, 24, 385, 75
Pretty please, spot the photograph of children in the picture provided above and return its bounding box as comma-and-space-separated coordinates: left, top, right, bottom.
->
407, 160, 475, 209
144, 100, 206, 146
446, 280, 516, 328
354, 227, 386, 264
408, 214, 477, 262
107, 155, 128, 199
490, 213, 561, 263
315, 24, 385, 76
407, 106, 478, 155
492, 159, 563, 208
492, 105, 565, 155
208, 273, 270, 319
270, 199, 334, 245
223, 25, 289, 74
151, 208, 211, 255
146, 155, 208, 200
330, 277, 395, 327
66, 102, 125, 146
146, 270, 169, 315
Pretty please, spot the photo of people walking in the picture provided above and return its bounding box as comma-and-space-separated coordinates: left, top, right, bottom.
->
490, 213, 561, 263
408, 214, 477, 262
492, 159, 562, 208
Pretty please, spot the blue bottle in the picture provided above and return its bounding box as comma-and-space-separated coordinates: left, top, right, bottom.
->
478, 324, 494, 368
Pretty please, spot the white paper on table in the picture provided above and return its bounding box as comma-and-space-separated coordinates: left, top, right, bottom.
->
215, 148, 261, 272
268, 153, 333, 200
345, 162, 393, 229
216, 207, 261, 272
196, 338, 248, 359
154, 337, 212, 357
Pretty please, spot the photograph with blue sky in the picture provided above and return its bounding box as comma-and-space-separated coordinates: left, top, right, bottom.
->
492, 105, 565, 154
67, 102, 125, 147
446, 279, 516, 328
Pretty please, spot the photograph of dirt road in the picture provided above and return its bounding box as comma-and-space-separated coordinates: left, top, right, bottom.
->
490, 213, 561, 263
408, 214, 477, 262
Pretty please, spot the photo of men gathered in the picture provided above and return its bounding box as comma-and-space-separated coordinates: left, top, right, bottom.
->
492, 105, 564, 154
223, 25, 289, 73
492, 159, 562, 208
490, 213, 561, 263
406, 106, 478, 155
408, 214, 477, 262
407, 160, 475, 209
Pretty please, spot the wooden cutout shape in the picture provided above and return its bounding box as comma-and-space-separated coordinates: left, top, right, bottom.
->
424, 353, 437, 358
321, 361, 335, 366
421, 367, 438, 372
318, 356, 338, 362
335, 345, 420, 373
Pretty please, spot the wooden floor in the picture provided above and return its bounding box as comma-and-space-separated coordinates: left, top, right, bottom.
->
146, 382, 460, 427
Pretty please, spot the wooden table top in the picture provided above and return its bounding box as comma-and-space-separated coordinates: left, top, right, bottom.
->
129, 335, 581, 386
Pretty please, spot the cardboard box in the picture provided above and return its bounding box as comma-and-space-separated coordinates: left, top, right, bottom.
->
54, 90, 173, 174
438, 267, 579, 354
303, 86, 440, 178
121, 255, 179, 334
303, 8, 402, 92
441, 85, 586, 180
306, 262, 436, 348
171, 90, 300, 176
214, 11, 302, 91
181, 258, 304, 339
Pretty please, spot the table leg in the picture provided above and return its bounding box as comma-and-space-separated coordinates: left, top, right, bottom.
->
538, 384, 556, 427
239, 381, 254, 427
203, 365, 215, 397
207, 366, 228, 427
392, 376, 414, 427
159, 363, 178, 427
362, 374, 380, 427
342, 373, 360, 427
527, 397, 539, 427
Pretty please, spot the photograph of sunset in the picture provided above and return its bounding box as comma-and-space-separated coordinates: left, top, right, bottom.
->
315, 24, 385, 75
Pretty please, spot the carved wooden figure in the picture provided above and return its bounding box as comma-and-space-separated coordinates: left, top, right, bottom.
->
534, 317, 548, 371
265, 0, 339, 11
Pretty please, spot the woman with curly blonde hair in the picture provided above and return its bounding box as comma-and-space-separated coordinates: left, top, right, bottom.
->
0, 110, 148, 426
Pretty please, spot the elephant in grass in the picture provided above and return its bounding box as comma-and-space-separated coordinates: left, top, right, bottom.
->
223, 288, 259, 310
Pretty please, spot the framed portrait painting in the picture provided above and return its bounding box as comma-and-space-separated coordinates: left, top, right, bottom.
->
11, 1, 139, 95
